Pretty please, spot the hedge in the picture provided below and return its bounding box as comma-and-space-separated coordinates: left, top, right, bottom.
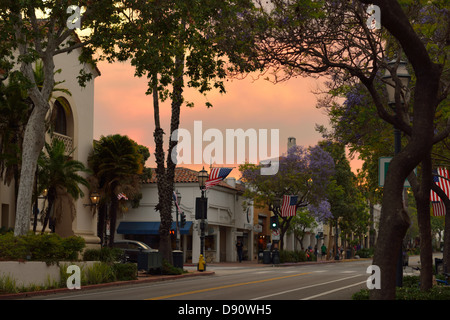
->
0, 231, 85, 264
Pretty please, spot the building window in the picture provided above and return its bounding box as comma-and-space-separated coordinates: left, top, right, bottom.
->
53, 100, 67, 135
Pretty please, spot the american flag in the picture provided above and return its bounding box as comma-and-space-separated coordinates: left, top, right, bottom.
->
281, 195, 298, 217
430, 167, 449, 216
432, 201, 446, 217
204, 167, 233, 190
117, 192, 128, 200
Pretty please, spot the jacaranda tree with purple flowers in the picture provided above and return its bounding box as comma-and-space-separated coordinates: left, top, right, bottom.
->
239, 144, 334, 250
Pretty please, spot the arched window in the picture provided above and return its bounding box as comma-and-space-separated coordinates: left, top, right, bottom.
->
53, 99, 67, 136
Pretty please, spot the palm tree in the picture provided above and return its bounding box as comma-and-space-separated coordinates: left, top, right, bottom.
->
0, 63, 72, 232
0, 73, 32, 193
88, 134, 143, 246
38, 140, 91, 234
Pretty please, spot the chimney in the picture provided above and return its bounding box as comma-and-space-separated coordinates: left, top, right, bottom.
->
225, 177, 236, 188
288, 137, 296, 151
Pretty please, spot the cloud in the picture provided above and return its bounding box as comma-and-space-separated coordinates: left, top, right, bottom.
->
93, 61, 334, 173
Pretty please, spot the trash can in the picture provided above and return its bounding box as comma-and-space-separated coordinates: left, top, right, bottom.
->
435, 258, 444, 275
258, 250, 264, 263
346, 249, 351, 259
263, 250, 271, 264
272, 250, 280, 264
172, 250, 184, 269
138, 250, 162, 273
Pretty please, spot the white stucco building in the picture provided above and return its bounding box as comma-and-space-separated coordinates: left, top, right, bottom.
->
115, 167, 254, 263
0, 40, 101, 248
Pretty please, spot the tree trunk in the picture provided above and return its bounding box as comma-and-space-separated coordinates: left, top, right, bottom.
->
97, 203, 107, 246
13, 23, 55, 236
416, 156, 433, 291
41, 187, 56, 234
152, 75, 173, 263
444, 207, 450, 273
430, 182, 450, 273
14, 101, 50, 236
108, 186, 119, 247
152, 42, 185, 265
369, 202, 376, 248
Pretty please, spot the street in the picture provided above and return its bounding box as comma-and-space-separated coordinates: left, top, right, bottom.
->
22, 260, 372, 301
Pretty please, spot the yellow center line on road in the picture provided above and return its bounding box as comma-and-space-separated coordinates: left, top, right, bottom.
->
146, 272, 312, 300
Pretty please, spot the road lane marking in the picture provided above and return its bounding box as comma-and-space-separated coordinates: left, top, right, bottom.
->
301, 280, 366, 300
146, 272, 312, 300
251, 274, 364, 300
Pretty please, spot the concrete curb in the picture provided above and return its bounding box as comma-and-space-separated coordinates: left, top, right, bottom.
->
0, 270, 215, 300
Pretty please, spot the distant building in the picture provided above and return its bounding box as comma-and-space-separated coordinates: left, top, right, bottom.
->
115, 167, 254, 263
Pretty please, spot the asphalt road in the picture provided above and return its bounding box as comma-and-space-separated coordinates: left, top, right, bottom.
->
23, 259, 373, 301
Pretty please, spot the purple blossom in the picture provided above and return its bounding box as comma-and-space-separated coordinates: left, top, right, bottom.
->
308, 200, 332, 222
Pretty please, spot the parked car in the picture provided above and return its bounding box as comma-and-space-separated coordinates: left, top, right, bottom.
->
112, 240, 157, 263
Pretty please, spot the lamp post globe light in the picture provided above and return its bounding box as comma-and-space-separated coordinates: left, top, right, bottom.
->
383, 59, 411, 106
198, 167, 208, 196
383, 59, 411, 287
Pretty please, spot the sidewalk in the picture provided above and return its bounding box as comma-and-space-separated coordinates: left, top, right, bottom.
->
186, 256, 371, 269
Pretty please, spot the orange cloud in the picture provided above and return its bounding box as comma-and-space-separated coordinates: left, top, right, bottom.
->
93, 61, 361, 177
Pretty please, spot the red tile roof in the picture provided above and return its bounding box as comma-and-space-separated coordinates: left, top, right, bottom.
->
143, 167, 244, 192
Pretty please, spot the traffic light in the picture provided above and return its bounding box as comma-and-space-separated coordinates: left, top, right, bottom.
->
180, 212, 186, 227
270, 216, 278, 230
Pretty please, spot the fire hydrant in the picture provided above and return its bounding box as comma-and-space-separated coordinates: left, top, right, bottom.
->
198, 254, 206, 272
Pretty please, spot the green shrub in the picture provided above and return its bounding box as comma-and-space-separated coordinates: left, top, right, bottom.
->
161, 260, 186, 275
355, 248, 374, 258
279, 250, 308, 263
85, 262, 116, 284
0, 232, 85, 263
82, 247, 124, 263
113, 263, 138, 281
61, 236, 86, 261
352, 275, 450, 300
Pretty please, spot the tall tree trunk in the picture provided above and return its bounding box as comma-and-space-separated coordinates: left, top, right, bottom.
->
369, 202, 376, 248
41, 187, 56, 234
15, 101, 49, 235
97, 203, 107, 246
430, 182, 450, 273
358, 0, 443, 301
152, 38, 185, 264
108, 186, 119, 247
152, 77, 172, 263
13, 18, 55, 236
444, 206, 450, 273
416, 156, 433, 291
409, 156, 434, 291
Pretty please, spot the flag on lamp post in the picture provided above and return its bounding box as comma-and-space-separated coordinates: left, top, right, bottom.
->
204, 167, 233, 190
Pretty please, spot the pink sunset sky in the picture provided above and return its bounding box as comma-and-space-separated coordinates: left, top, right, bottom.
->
93, 60, 363, 178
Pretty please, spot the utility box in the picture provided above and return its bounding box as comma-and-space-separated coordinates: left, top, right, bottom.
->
138, 250, 162, 273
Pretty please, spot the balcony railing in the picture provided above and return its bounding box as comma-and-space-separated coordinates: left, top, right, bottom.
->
52, 132, 73, 154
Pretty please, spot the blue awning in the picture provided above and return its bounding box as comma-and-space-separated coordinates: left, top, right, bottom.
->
117, 221, 192, 235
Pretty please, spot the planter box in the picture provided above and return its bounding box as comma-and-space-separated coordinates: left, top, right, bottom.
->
0, 261, 96, 288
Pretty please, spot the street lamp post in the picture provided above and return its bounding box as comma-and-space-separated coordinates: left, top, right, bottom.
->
383, 58, 411, 287
197, 167, 209, 266
174, 190, 182, 250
